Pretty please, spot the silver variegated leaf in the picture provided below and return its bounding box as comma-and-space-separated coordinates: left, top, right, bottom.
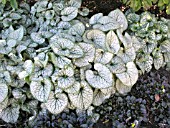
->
49, 52, 72, 68
83, 29, 106, 49
0, 97, 8, 113
68, 45, 84, 58
30, 78, 52, 102
108, 56, 126, 74
116, 79, 132, 95
153, 51, 164, 70
61, 7, 78, 21
57, 67, 75, 89
68, 0, 82, 8
0, 106, 20, 123
94, 49, 113, 64
106, 30, 120, 54
69, 22, 85, 36
0, 83, 8, 103
86, 63, 113, 89
74, 43, 95, 67
93, 89, 111, 106
65, 82, 80, 94
8, 26, 24, 41
116, 62, 138, 86
89, 13, 103, 25
117, 47, 136, 63
96, 16, 120, 31
108, 9, 128, 31
68, 81, 93, 109
50, 38, 74, 56
31, 32, 45, 44
136, 54, 153, 73
45, 92, 68, 114
160, 40, 170, 53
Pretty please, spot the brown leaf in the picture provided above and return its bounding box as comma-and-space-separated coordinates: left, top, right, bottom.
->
155, 94, 160, 102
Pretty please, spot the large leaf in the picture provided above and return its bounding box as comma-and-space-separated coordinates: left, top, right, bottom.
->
116, 62, 138, 86
56, 67, 75, 89
45, 92, 68, 114
49, 52, 72, 68
117, 47, 136, 63
0, 106, 20, 123
160, 40, 170, 53
10, 0, 18, 9
89, 13, 103, 25
69, 22, 85, 37
68, 45, 84, 59
68, 81, 93, 109
108, 56, 126, 74
94, 16, 120, 31
116, 79, 132, 95
74, 43, 95, 67
0, 98, 8, 113
0, 83, 8, 103
93, 89, 111, 106
86, 63, 113, 89
108, 9, 128, 31
0, 40, 12, 54
94, 49, 113, 64
61, 7, 78, 21
106, 30, 120, 54
31, 32, 45, 45
65, 82, 80, 94
30, 78, 52, 102
83, 29, 106, 49
50, 38, 74, 56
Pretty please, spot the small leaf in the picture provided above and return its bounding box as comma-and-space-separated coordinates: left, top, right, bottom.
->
9, 26, 24, 41
155, 94, 160, 102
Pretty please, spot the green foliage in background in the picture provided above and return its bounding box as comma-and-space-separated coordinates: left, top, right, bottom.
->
122, 0, 170, 14
0, 0, 18, 9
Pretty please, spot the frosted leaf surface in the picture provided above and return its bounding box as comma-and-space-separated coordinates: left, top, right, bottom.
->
85, 63, 113, 89
45, 92, 68, 114
68, 81, 93, 109
116, 62, 138, 86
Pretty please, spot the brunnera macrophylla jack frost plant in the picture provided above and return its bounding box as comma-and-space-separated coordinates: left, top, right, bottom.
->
0, 0, 169, 124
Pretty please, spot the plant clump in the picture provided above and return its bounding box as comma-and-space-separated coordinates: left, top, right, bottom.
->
0, 0, 169, 124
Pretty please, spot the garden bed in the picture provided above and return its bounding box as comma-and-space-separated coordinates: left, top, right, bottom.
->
0, 0, 170, 127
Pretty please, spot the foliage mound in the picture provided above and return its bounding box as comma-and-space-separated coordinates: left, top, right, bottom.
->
0, 0, 169, 124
